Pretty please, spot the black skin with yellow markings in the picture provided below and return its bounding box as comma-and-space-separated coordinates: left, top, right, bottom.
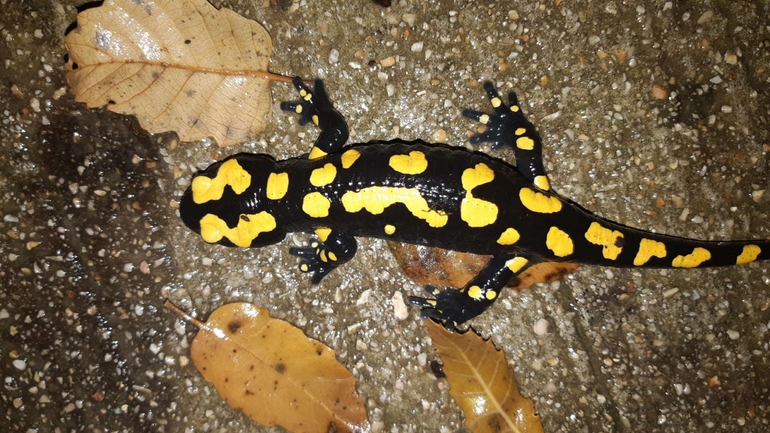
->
180, 77, 770, 330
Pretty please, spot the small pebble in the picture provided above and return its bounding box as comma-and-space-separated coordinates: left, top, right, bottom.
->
533, 318, 549, 336
391, 291, 409, 320
380, 56, 396, 67
651, 84, 667, 99
431, 129, 447, 143
663, 288, 679, 298
697, 10, 713, 24
13, 359, 27, 370
328, 49, 339, 64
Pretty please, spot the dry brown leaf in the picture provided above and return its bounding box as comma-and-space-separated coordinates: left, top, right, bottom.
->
389, 242, 579, 290
425, 320, 544, 433
65, 0, 292, 147
167, 301, 370, 433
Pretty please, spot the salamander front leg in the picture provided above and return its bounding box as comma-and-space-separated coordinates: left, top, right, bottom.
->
407, 254, 536, 330
280, 77, 350, 159
290, 230, 358, 284
462, 82, 552, 191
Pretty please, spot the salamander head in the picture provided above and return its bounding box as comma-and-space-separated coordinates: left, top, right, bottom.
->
180, 153, 287, 248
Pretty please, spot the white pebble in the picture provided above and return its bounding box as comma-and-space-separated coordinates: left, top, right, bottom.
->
391, 291, 409, 320
328, 49, 339, 64
13, 359, 26, 370
533, 318, 549, 336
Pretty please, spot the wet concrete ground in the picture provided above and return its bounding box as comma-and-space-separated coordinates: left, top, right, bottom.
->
1, 0, 769, 431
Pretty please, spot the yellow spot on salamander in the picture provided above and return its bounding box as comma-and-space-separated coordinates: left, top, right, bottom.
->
192, 159, 251, 204
736, 244, 761, 265
341, 187, 448, 228
479, 114, 490, 124
341, 149, 360, 169
328, 251, 337, 261
546, 227, 574, 257
460, 163, 498, 227
199, 212, 276, 248
308, 147, 328, 160
584, 222, 624, 260
672, 247, 711, 268
295, 105, 303, 114
300, 263, 309, 272
315, 227, 332, 242
312, 115, 319, 125
266, 172, 289, 200
319, 250, 328, 262
505, 257, 529, 273
519, 187, 562, 214
462, 163, 495, 190
485, 290, 497, 300
516, 136, 535, 150
310, 163, 337, 187
461, 197, 498, 227
302, 192, 331, 218
384, 224, 396, 235
467, 285, 483, 300
497, 228, 521, 245
633, 239, 667, 266
515, 128, 526, 136
491, 97, 502, 108
510, 105, 520, 112
389, 151, 428, 175
534, 175, 550, 191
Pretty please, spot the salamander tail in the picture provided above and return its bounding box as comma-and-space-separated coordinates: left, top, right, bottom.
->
580, 218, 769, 268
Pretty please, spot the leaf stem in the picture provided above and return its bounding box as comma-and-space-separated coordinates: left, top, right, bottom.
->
265, 71, 294, 83
164, 299, 205, 329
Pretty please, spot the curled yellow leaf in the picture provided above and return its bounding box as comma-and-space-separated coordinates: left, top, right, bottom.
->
425, 320, 544, 433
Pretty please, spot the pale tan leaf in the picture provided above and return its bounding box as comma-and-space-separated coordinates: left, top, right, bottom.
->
166, 301, 370, 433
65, 0, 290, 147
425, 320, 544, 433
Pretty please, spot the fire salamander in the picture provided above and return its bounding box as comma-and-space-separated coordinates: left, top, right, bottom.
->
180, 78, 769, 330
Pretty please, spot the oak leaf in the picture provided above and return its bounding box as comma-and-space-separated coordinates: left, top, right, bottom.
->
167, 301, 370, 433
425, 320, 544, 433
65, 0, 291, 147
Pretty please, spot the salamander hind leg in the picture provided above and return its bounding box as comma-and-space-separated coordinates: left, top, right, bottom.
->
280, 77, 350, 158
290, 230, 358, 284
462, 82, 552, 191
407, 253, 536, 330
